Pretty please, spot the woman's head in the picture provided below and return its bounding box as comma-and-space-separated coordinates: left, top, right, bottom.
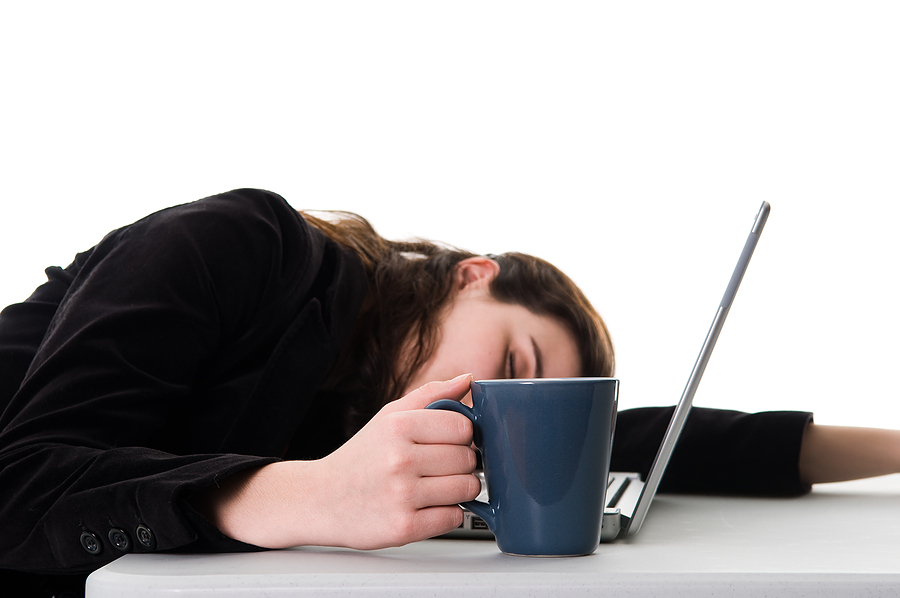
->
400, 256, 585, 393
302, 211, 614, 433
401, 255, 614, 394
489, 252, 615, 378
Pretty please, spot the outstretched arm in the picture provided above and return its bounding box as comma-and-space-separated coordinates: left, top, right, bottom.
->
799, 423, 900, 485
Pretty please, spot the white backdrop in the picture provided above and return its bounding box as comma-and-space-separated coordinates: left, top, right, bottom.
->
2, 2, 898, 427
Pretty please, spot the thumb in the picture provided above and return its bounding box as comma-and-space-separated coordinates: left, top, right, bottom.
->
386, 373, 473, 413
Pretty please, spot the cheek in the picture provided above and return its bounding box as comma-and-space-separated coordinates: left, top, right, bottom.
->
424, 326, 507, 383
467, 350, 507, 382
470, 332, 510, 380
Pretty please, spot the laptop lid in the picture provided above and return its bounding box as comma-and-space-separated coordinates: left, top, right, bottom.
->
624, 201, 771, 536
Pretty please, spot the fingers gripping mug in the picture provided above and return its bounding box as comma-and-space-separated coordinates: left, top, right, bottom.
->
427, 378, 618, 557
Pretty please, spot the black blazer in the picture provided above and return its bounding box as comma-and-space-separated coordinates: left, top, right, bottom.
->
0, 189, 812, 595
0, 190, 367, 576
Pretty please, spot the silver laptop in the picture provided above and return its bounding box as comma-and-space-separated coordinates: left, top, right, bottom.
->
446, 201, 771, 541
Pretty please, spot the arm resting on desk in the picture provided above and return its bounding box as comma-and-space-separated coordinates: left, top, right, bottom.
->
192, 375, 481, 551
799, 423, 900, 484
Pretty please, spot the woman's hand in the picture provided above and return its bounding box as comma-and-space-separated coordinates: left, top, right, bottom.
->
194, 373, 480, 550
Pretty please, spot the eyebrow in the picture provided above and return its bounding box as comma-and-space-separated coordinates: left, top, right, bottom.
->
531, 337, 544, 378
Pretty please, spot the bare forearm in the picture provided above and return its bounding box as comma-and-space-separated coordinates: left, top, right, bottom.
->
191, 374, 480, 551
192, 461, 331, 549
798, 423, 900, 485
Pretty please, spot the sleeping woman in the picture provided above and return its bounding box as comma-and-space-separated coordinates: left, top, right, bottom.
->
1, 188, 898, 597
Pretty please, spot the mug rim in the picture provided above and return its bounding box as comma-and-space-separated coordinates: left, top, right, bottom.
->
472, 377, 618, 384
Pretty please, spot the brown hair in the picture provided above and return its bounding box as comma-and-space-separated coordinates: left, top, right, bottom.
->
302, 211, 615, 434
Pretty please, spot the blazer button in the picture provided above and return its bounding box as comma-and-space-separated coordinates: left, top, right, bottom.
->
108, 528, 131, 551
135, 525, 156, 550
80, 532, 102, 555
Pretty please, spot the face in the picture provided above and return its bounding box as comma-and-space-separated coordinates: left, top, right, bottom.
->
402, 281, 582, 401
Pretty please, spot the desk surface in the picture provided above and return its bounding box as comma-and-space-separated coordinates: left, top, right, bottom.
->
86, 474, 900, 597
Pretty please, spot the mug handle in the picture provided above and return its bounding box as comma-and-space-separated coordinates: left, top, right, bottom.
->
425, 399, 497, 531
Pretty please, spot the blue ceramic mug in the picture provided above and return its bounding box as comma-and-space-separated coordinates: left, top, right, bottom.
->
427, 378, 618, 556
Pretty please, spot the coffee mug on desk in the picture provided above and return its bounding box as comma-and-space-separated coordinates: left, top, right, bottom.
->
427, 377, 618, 557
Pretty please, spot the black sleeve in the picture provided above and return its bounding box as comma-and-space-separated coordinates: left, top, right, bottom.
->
0, 190, 323, 575
611, 406, 814, 496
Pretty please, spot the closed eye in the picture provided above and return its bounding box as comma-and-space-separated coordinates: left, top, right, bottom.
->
531, 337, 543, 379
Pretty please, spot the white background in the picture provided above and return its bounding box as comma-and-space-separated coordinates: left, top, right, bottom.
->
1, 2, 898, 427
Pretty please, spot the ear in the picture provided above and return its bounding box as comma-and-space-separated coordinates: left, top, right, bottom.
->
454, 256, 500, 291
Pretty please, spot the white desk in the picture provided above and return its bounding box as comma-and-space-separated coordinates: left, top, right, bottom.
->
86, 474, 900, 597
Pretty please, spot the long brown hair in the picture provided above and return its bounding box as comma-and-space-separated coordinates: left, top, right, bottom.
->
302, 211, 615, 435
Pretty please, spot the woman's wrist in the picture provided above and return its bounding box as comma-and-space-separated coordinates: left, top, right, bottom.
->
191, 461, 331, 549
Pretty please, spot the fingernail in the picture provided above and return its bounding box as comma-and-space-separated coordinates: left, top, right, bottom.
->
450, 373, 473, 383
